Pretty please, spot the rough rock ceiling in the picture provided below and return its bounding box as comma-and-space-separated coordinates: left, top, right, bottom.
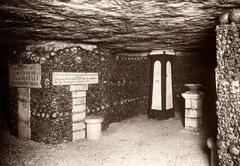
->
0, 0, 239, 51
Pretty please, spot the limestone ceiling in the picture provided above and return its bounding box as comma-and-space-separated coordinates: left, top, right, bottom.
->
0, 0, 239, 51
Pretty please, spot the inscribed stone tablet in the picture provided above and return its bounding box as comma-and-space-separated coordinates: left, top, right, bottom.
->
52, 72, 98, 85
9, 64, 41, 88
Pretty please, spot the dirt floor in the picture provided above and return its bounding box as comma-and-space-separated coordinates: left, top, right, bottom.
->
0, 115, 210, 166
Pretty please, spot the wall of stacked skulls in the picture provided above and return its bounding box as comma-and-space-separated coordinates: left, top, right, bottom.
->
216, 23, 240, 166
8, 41, 150, 143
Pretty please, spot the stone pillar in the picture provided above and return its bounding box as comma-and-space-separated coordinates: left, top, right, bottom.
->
17, 88, 31, 139
52, 72, 99, 141
70, 85, 88, 141
182, 86, 203, 130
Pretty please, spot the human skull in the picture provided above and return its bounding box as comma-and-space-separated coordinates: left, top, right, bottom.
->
70, 47, 78, 54
220, 80, 230, 92
75, 56, 82, 64
230, 80, 240, 94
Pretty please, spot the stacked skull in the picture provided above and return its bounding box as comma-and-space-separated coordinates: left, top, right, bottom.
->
216, 23, 240, 165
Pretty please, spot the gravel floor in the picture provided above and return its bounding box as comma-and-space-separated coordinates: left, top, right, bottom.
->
0, 115, 210, 166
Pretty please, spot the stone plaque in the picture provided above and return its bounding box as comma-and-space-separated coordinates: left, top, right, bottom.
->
9, 64, 41, 88
52, 72, 98, 85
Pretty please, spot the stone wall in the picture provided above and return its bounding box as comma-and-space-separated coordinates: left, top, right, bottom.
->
8, 41, 150, 143
100, 54, 150, 127
216, 23, 240, 166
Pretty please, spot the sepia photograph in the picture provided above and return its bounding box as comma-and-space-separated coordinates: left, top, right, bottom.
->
0, 0, 240, 165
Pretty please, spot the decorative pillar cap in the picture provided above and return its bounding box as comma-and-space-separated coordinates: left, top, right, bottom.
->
182, 92, 204, 99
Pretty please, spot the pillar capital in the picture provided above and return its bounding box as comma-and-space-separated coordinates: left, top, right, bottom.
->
182, 92, 204, 100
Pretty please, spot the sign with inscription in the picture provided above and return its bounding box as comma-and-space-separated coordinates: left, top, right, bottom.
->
52, 72, 98, 85
9, 64, 41, 88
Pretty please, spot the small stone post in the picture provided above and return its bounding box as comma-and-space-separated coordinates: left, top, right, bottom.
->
207, 137, 218, 166
182, 84, 203, 130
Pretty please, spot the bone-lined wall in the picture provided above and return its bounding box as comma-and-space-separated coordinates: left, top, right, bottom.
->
8, 41, 150, 143
216, 23, 240, 166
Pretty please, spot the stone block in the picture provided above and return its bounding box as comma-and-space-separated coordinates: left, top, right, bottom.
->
72, 104, 86, 112
185, 108, 202, 118
182, 93, 202, 100
72, 129, 86, 141
185, 99, 191, 108
18, 101, 30, 122
191, 99, 199, 109
72, 111, 86, 122
72, 91, 86, 98
69, 85, 88, 91
72, 122, 85, 131
185, 117, 202, 128
18, 121, 30, 139
18, 88, 30, 102
72, 97, 86, 105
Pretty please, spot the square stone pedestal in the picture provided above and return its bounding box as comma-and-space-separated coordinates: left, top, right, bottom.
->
182, 92, 203, 130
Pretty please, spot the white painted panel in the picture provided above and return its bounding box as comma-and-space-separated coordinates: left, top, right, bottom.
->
166, 61, 173, 110
151, 61, 162, 110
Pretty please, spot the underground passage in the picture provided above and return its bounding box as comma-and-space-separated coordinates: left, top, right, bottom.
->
1, 1, 240, 166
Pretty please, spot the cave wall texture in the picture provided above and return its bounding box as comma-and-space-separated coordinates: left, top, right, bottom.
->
216, 23, 240, 166
0, 0, 239, 51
